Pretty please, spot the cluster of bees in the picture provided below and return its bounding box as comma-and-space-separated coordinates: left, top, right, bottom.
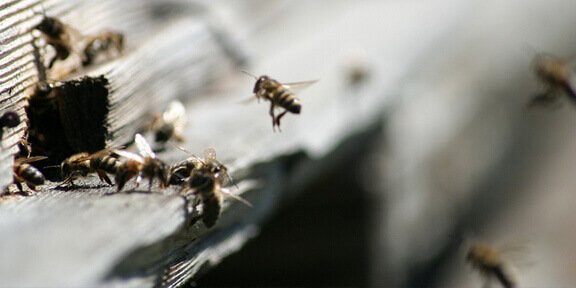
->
3, 9, 319, 230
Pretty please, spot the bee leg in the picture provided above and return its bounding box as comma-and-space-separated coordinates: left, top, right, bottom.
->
274, 110, 289, 132
14, 181, 23, 193
96, 170, 113, 186
269, 104, 277, 132
148, 177, 154, 191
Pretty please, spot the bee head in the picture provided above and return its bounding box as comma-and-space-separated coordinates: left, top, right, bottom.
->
254, 75, 269, 93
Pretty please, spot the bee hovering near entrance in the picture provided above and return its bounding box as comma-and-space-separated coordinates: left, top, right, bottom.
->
114, 134, 170, 192
243, 71, 317, 132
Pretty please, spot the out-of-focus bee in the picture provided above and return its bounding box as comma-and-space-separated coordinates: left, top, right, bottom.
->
34, 16, 79, 69
0, 111, 20, 129
148, 101, 186, 145
466, 242, 518, 288
530, 53, 576, 107
13, 156, 47, 192
60, 149, 120, 186
81, 31, 124, 66
0, 111, 20, 139
243, 71, 317, 131
114, 134, 170, 192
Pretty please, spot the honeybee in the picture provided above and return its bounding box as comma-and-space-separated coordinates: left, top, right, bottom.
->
13, 156, 47, 192
180, 148, 250, 228
148, 101, 186, 145
466, 242, 518, 288
170, 148, 230, 185
0, 111, 20, 129
34, 16, 78, 69
114, 134, 170, 192
81, 31, 124, 66
243, 71, 317, 131
0, 111, 20, 139
60, 149, 120, 186
530, 53, 576, 107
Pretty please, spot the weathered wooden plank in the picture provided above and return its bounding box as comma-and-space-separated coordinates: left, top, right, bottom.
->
0, 0, 489, 287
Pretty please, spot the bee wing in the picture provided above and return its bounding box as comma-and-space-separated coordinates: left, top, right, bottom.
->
221, 188, 253, 207
282, 79, 319, 94
162, 101, 186, 124
16, 156, 48, 164
135, 133, 155, 158
113, 149, 144, 163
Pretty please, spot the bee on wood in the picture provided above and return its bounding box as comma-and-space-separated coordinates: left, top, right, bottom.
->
0, 111, 20, 139
466, 242, 518, 288
34, 16, 79, 69
530, 53, 576, 107
179, 148, 250, 228
13, 156, 47, 192
169, 148, 232, 186
243, 71, 317, 132
60, 149, 120, 186
0, 111, 20, 129
82, 30, 124, 66
148, 101, 186, 145
114, 134, 170, 192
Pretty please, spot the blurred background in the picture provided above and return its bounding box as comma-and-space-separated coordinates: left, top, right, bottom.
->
197, 0, 576, 287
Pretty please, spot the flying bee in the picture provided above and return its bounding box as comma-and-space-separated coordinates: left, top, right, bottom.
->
243, 71, 318, 132
13, 156, 47, 192
60, 149, 120, 186
81, 30, 124, 66
34, 16, 79, 69
114, 134, 170, 192
466, 242, 518, 288
148, 101, 186, 145
530, 53, 576, 107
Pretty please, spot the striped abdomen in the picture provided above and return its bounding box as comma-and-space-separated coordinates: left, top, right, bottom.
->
189, 173, 223, 228
15, 163, 45, 186
271, 89, 301, 114
91, 155, 120, 175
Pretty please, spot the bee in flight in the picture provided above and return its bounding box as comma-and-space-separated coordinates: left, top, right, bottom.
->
466, 242, 518, 288
243, 71, 317, 132
530, 53, 576, 107
148, 101, 186, 146
178, 148, 249, 228
60, 149, 121, 186
114, 134, 170, 192
13, 156, 47, 192
82, 30, 125, 66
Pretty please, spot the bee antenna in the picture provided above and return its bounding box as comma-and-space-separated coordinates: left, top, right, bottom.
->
43, 165, 61, 169
241, 70, 258, 80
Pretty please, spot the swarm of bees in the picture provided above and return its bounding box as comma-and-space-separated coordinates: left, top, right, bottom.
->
466, 242, 518, 288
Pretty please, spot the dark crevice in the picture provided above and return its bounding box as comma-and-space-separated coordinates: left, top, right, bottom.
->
26, 75, 110, 180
